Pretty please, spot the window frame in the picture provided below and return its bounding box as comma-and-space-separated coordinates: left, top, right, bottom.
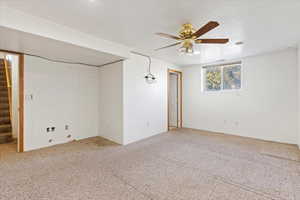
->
201, 62, 242, 93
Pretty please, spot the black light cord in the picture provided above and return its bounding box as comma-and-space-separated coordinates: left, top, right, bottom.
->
130, 51, 153, 74
8, 50, 153, 69
148, 56, 152, 74
130, 51, 156, 81
24, 53, 103, 67
3, 51, 124, 68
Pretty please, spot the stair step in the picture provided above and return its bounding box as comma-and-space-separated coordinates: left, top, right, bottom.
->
0, 117, 10, 125
0, 87, 7, 91
0, 106, 9, 112
0, 91, 8, 96
0, 80, 6, 86
0, 81, 7, 87
0, 124, 12, 133
0, 97, 8, 103
0, 109, 9, 117
0, 132, 12, 144
0, 103, 9, 109
0, 90, 8, 95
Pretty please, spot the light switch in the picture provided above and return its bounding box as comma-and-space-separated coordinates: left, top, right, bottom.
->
25, 94, 34, 101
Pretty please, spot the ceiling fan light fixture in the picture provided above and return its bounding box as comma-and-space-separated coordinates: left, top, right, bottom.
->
193, 51, 201, 55
179, 47, 197, 56
178, 39, 197, 55
155, 21, 229, 54
178, 46, 192, 54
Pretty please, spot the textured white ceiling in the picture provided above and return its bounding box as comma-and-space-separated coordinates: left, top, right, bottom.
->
0, 27, 123, 66
2, 0, 300, 66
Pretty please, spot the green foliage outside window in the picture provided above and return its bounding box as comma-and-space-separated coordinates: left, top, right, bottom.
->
205, 68, 221, 91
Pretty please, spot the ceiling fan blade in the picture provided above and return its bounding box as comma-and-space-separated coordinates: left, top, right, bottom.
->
195, 38, 229, 44
156, 33, 181, 40
192, 21, 219, 38
154, 42, 181, 51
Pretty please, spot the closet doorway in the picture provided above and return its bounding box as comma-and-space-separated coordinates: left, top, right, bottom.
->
168, 69, 182, 130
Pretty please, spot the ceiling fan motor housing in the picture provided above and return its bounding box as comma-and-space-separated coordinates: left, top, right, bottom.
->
179, 23, 195, 39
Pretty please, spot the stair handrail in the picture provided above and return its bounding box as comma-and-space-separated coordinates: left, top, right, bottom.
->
3, 54, 12, 121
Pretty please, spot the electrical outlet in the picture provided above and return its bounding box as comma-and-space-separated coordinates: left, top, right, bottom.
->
67, 134, 71, 138
65, 125, 69, 130
49, 139, 53, 143
46, 127, 50, 132
51, 127, 56, 132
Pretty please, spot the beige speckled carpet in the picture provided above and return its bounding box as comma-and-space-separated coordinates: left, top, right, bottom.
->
1, 128, 300, 200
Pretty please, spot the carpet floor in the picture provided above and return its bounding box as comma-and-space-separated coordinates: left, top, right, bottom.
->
1, 128, 300, 200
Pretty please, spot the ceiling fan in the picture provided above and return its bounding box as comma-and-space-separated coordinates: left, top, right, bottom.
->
155, 21, 229, 55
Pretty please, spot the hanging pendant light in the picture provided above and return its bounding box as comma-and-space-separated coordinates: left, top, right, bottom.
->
145, 73, 156, 84
131, 51, 157, 84
144, 55, 156, 84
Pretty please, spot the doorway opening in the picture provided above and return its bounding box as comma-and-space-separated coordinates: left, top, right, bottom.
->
168, 69, 182, 131
0, 50, 24, 152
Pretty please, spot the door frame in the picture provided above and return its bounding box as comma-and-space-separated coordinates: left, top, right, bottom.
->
167, 69, 182, 131
0, 49, 24, 152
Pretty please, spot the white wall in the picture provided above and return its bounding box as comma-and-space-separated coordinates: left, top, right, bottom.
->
183, 49, 298, 144
24, 55, 100, 151
298, 46, 300, 148
98, 62, 123, 144
123, 53, 179, 145
98, 53, 180, 145
23, 53, 178, 150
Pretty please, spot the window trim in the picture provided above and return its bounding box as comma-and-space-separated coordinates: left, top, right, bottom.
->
201, 62, 242, 93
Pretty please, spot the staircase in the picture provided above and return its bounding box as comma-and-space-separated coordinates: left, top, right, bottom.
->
0, 58, 12, 144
